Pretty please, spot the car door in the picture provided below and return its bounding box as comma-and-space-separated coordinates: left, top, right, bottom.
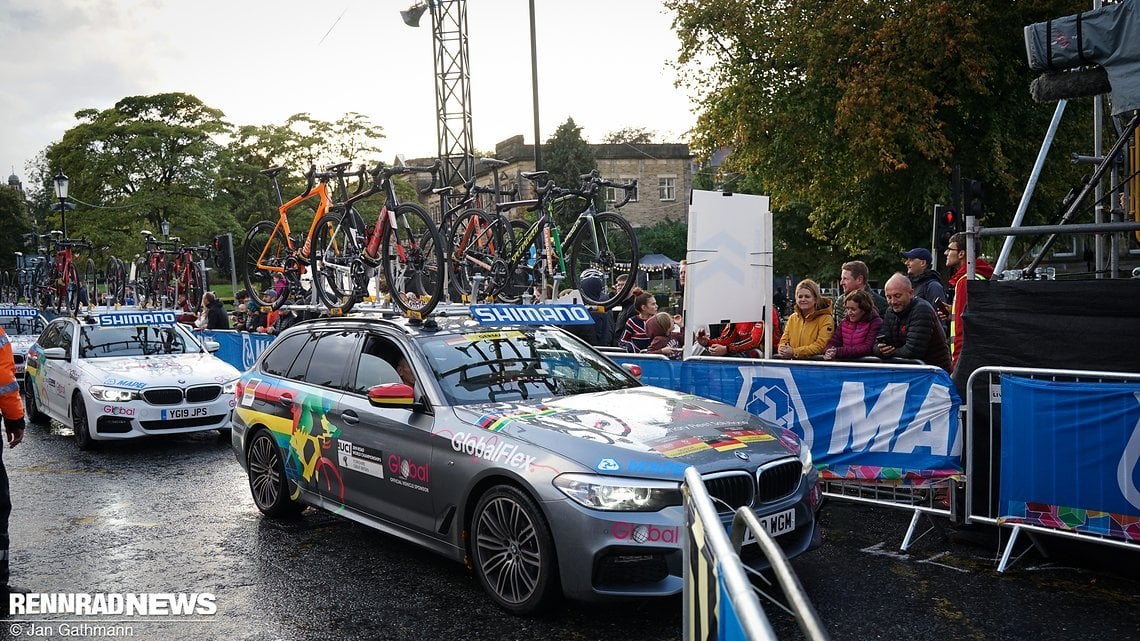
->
333, 331, 438, 536
38, 320, 74, 418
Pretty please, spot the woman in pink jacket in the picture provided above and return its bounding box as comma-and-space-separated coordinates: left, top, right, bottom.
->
823, 289, 882, 361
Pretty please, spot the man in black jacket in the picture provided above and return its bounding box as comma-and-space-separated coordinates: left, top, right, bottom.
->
901, 247, 946, 308
873, 273, 952, 372
200, 292, 230, 330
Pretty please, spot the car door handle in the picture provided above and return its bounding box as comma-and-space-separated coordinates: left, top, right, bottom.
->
341, 410, 359, 425
279, 392, 294, 407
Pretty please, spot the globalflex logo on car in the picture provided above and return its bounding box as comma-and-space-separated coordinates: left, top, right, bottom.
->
451, 432, 536, 472
612, 522, 680, 544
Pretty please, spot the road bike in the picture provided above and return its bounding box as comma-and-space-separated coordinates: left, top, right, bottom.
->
242, 162, 362, 311
310, 159, 445, 316
135, 230, 177, 308
104, 256, 127, 305
450, 170, 639, 307
437, 158, 518, 300
168, 239, 210, 309
34, 230, 92, 315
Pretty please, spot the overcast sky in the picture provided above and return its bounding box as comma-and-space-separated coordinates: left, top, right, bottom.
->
0, 0, 697, 185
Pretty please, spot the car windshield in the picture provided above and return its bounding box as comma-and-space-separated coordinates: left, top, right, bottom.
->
79, 323, 197, 358
419, 327, 639, 405
0, 316, 46, 336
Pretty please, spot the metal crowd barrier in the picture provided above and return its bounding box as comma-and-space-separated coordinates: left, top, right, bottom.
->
965, 366, 1140, 572
682, 467, 829, 641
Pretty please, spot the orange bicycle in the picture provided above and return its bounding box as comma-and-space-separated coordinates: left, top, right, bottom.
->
242, 161, 364, 310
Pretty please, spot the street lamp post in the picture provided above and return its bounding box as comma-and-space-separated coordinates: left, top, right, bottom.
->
161, 219, 171, 238
53, 171, 69, 237
529, 0, 541, 170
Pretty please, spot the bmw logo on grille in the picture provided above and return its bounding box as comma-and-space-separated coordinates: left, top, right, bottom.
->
178, 379, 186, 384
735, 451, 750, 461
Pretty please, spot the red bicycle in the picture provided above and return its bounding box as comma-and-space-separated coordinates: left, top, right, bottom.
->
34, 230, 93, 315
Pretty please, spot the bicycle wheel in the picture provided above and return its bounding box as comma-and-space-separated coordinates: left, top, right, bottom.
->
311, 210, 364, 313
83, 258, 96, 309
381, 203, 445, 315
65, 263, 81, 316
187, 261, 206, 308
242, 221, 289, 310
566, 212, 639, 308
449, 209, 504, 302
105, 257, 125, 305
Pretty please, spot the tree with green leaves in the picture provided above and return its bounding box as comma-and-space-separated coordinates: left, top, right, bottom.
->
602, 127, 658, 145
543, 118, 598, 228
0, 187, 33, 271
666, 0, 1091, 268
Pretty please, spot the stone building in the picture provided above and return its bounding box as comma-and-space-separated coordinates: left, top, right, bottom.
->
470, 135, 694, 229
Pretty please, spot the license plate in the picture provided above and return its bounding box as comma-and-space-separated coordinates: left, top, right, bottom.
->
162, 407, 209, 420
742, 508, 796, 544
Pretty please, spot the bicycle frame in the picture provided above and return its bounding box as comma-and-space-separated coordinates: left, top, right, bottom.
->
253, 179, 334, 276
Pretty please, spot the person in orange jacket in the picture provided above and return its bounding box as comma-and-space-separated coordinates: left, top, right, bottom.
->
0, 323, 27, 596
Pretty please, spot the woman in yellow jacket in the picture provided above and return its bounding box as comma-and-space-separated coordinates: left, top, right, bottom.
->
777, 278, 835, 359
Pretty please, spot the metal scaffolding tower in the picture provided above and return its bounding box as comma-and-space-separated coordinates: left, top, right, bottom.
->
427, 0, 474, 188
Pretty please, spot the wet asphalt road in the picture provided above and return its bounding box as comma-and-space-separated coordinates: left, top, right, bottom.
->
2, 418, 1138, 641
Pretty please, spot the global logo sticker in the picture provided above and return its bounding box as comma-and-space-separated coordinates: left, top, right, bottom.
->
596, 458, 620, 473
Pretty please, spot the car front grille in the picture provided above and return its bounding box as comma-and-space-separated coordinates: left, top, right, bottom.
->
757, 459, 803, 503
12, 355, 24, 364
594, 552, 671, 587
143, 389, 184, 405
702, 471, 755, 513
186, 385, 222, 403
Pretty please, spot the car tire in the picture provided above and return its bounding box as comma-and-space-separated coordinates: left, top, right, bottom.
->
246, 430, 303, 518
470, 484, 560, 615
24, 382, 47, 424
71, 394, 94, 451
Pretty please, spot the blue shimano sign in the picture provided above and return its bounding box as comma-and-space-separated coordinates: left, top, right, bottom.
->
97, 311, 178, 326
0, 307, 39, 318
470, 304, 594, 325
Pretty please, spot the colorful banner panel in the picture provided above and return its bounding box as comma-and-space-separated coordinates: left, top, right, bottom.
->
612, 356, 963, 482
199, 330, 275, 372
998, 375, 1140, 542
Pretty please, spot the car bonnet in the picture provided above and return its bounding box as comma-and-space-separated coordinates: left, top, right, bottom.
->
82, 352, 240, 384
450, 386, 800, 476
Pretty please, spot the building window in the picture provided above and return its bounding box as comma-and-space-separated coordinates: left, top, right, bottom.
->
658, 176, 676, 201
606, 178, 638, 204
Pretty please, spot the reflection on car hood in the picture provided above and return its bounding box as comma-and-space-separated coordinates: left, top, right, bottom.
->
83, 353, 240, 384
452, 386, 799, 474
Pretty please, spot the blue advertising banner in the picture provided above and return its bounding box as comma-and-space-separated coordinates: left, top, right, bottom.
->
200, 330, 275, 372
999, 375, 1140, 541
611, 356, 962, 482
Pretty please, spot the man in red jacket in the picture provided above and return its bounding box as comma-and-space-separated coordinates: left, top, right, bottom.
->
0, 323, 27, 597
940, 233, 994, 370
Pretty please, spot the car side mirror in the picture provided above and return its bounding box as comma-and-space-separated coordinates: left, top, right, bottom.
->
204, 340, 221, 353
368, 382, 417, 409
43, 347, 67, 360
621, 363, 642, 380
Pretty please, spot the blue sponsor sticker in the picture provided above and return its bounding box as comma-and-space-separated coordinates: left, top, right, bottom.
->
596, 458, 621, 472
98, 311, 177, 327
626, 459, 688, 477
469, 304, 593, 326
103, 378, 147, 389
0, 307, 39, 318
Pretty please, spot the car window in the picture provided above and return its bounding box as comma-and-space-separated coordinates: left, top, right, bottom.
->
302, 331, 360, 390
349, 334, 405, 394
77, 324, 192, 358
419, 327, 638, 405
60, 324, 74, 354
285, 334, 320, 382
262, 333, 308, 377
0, 317, 45, 336
37, 324, 61, 349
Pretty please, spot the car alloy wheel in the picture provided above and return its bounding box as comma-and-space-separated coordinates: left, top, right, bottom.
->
71, 394, 93, 450
24, 382, 46, 424
471, 485, 559, 615
247, 430, 303, 518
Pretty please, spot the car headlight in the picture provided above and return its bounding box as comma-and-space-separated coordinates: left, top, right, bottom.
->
553, 473, 682, 511
222, 378, 239, 394
798, 440, 814, 474
89, 385, 140, 402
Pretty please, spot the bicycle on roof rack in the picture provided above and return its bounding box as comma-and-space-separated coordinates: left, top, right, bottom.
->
242, 161, 363, 311
449, 169, 639, 307
437, 157, 518, 301
309, 158, 446, 316
34, 230, 93, 315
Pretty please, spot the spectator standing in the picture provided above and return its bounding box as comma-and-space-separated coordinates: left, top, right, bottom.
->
834, 260, 888, 324
574, 271, 615, 347
777, 279, 835, 359
941, 233, 994, 370
198, 292, 230, 330
873, 273, 952, 372
616, 290, 656, 352
0, 322, 26, 597
267, 306, 299, 336
696, 321, 766, 358
900, 248, 946, 307
823, 289, 882, 360
232, 290, 251, 331
254, 289, 277, 333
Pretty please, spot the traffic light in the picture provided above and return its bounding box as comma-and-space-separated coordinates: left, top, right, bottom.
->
934, 204, 958, 251
965, 179, 984, 219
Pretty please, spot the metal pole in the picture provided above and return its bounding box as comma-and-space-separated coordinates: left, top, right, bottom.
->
995, 100, 1067, 274
226, 233, 238, 308
529, 0, 541, 170
1093, 0, 1105, 278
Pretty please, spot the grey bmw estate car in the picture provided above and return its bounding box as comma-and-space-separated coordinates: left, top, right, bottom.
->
231, 310, 821, 614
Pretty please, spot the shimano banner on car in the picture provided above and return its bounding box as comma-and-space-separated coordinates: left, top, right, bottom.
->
612, 356, 962, 482
998, 376, 1140, 542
